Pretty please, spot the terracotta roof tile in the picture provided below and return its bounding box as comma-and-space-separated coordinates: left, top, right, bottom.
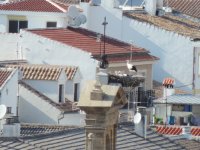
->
0, 69, 12, 88
124, 13, 200, 39
0, 0, 69, 12
164, 0, 200, 18
7, 64, 77, 80
28, 27, 156, 62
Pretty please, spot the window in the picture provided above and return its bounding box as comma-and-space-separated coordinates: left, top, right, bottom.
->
59, 84, 64, 103
6, 107, 12, 114
9, 20, 28, 33
74, 83, 79, 102
46, 22, 57, 28
172, 104, 192, 112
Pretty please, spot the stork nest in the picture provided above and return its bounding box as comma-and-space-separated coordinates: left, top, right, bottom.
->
108, 74, 144, 87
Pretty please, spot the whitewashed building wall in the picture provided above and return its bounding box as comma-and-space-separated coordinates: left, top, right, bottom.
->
19, 83, 61, 124
0, 11, 67, 33
0, 69, 18, 115
0, 33, 19, 60
66, 69, 81, 101
80, 2, 200, 91
23, 71, 66, 103
19, 30, 98, 92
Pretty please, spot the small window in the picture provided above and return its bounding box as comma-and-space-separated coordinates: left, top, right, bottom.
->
9, 20, 28, 33
74, 83, 79, 102
59, 84, 64, 103
46, 22, 57, 28
6, 107, 12, 114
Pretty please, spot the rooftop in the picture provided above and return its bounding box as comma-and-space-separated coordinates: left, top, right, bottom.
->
124, 13, 200, 40
28, 27, 157, 63
0, 122, 192, 150
164, 0, 200, 19
7, 64, 78, 80
0, 0, 69, 13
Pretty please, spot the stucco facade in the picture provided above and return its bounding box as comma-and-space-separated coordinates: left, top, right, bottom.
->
0, 68, 18, 116
80, 1, 200, 91
0, 11, 67, 33
19, 30, 98, 92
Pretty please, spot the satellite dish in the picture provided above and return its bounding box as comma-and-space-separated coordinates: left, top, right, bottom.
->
0, 105, 7, 119
78, 14, 87, 24
67, 5, 79, 18
69, 17, 82, 28
133, 112, 141, 124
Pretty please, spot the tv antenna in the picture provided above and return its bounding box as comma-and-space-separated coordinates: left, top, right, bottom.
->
133, 112, 141, 124
0, 105, 7, 119
99, 17, 108, 69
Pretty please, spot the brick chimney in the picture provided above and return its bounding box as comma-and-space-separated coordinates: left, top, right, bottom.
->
78, 80, 127, 150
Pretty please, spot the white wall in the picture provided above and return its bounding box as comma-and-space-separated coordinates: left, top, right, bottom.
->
60, 112, 85, 126
155, 104, 171, 123
20, 30, 98, 96
81, 3, 194, 91
0, 33, 19, 60
0, 11, 67, 33
65, 69, 82, 102
24, 80, 59, 103
194, 47, 200, 93
0, 15, 7, 32
0, 69, 18, 115
19, 83, 61, 124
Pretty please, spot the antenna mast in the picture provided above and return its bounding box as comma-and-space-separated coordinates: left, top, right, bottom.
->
100, 17, 108, 69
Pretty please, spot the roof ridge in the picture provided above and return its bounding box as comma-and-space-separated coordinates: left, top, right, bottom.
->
46, 0, 67, 12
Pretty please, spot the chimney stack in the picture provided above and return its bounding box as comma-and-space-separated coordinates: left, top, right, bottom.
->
78, 80, 127, 150
162, 77, 175, 99
3, 116, 20, 137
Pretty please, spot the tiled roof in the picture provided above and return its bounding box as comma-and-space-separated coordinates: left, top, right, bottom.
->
0, 0, 69, 12
164, 0, 200, 19
0, 68, 12, 88
0, 122, 187, 150
21, 123, 76, 136
124, 13, 200, 39
28, 27, 156, 63
52, 0, 79, 4
7, 64, 78, 80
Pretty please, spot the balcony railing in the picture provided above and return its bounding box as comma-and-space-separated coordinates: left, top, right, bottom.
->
125, 89, 155, 108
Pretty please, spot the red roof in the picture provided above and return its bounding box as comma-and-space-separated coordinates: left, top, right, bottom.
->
29, 27, 157, 62
0, 69, 12, 88
0, 0, 68, 12
164, 0, 200, 18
